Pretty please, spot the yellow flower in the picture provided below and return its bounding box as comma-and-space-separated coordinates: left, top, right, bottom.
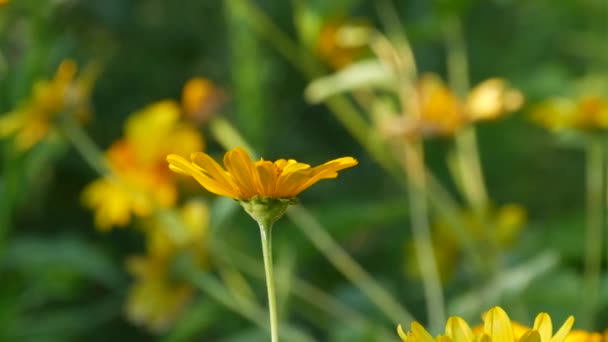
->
167, 147, 358, 201
181, 77, 224, 124
466, 78, 524, 122
398, 306, 575, 342
0, 59, 97, 150
565, 330, 608, 342
392, 74, 522, 139
532, 95, 608, 132
82, 101, 204, 230
316, 19, 367, 69
125, 201, 209, 332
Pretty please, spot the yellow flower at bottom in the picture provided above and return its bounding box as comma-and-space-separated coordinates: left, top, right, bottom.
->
566, 330, 608, 342
167, 147, 358, 200
398, 306, 574, 342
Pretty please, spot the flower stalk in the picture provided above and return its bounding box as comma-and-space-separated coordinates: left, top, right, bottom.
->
258, 221, 279, 342
582, 135, 604, 328
401, 140, 445, 333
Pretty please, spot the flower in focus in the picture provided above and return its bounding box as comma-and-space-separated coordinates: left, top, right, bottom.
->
168, 146, 357, 225
181, 77, 225, 125
167, 147, 358, 201
406, 204, 526, 282
565, 330, 608, 342
0, 59, 98, 150
126, 200, 209, 332
398, 306, 574, 342
532, 95, 608, 132
390, 74, 523, 139
316, 19, 368, 69
82, 100, 204, 230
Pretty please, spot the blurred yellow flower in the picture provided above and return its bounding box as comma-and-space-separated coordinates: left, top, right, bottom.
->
126, 200, 209, 332
0, 59, 97, 150
532, 95, 608, 132
565, 330, 608, 342
393, 75, 523, 138
181, 77, 224, 124
316, 19, 367, 69
82, 101, 204, 230
466, 78, 524, 122
406, 204, 526, 282
398, 306, 574, 342
167, 147, 358, 201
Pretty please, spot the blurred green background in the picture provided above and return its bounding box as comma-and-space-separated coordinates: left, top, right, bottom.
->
1, 0, 607, 341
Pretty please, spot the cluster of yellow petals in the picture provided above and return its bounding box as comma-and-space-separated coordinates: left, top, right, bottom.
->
82, 100, 203, 230
0, 59, 97, 150
565, 330, 608, 342
126, 201, 209, 332
398, 306, 574, 342
316, 20, 368, 70
181, 77, 224, 124
406, 204, 526, 282
399, 74, 523, 138
532, 95, 608, 132
167, 147, 358, 201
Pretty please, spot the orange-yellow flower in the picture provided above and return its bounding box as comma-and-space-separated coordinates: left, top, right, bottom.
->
398, 306, 574, 342
390, 74, 522, 139
316, 20, 368, 69
0, 59, 97, 150
82, 100, 204, 230
167, 147, 358, 201
532, 95, 608, 132
181, 77, 224, 124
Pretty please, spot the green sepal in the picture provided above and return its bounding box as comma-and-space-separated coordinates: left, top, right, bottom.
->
238, 196, 298, 228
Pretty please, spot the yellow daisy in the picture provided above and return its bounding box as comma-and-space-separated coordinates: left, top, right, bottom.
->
398, 306, 574, 342
167, 147, 358, 201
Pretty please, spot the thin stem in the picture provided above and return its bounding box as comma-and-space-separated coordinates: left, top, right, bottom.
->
58, 113, 110, 176
258, 221, 279, 342
443, 16, 489, 212
401, 141, 445, 333
287, 206, 415, 326
582, 136, 604, 329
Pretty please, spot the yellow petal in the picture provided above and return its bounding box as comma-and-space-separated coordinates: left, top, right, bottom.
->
255, 160, 279, 196
437, 336, 453, 342
478, 333, 492, 342
532, 313, 552, 342
397, 324, 409, 341
190, 152, 239, 194
290, 156, 358, 195
167, 154, 238, 198
274, 162, 313, 197
446, 316, 474, 342
484, 306, 514, 342
223, 147, 259, 199
519, 330, 541, 342
411, 321, 435, 342
550, 316, 574, 342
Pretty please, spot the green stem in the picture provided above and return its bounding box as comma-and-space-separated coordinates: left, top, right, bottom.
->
582, 136, 604, 329
287, 205, 415, 326
402, 141, 445, 333
59, 113, 109, 176
258, 221, 279, 342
